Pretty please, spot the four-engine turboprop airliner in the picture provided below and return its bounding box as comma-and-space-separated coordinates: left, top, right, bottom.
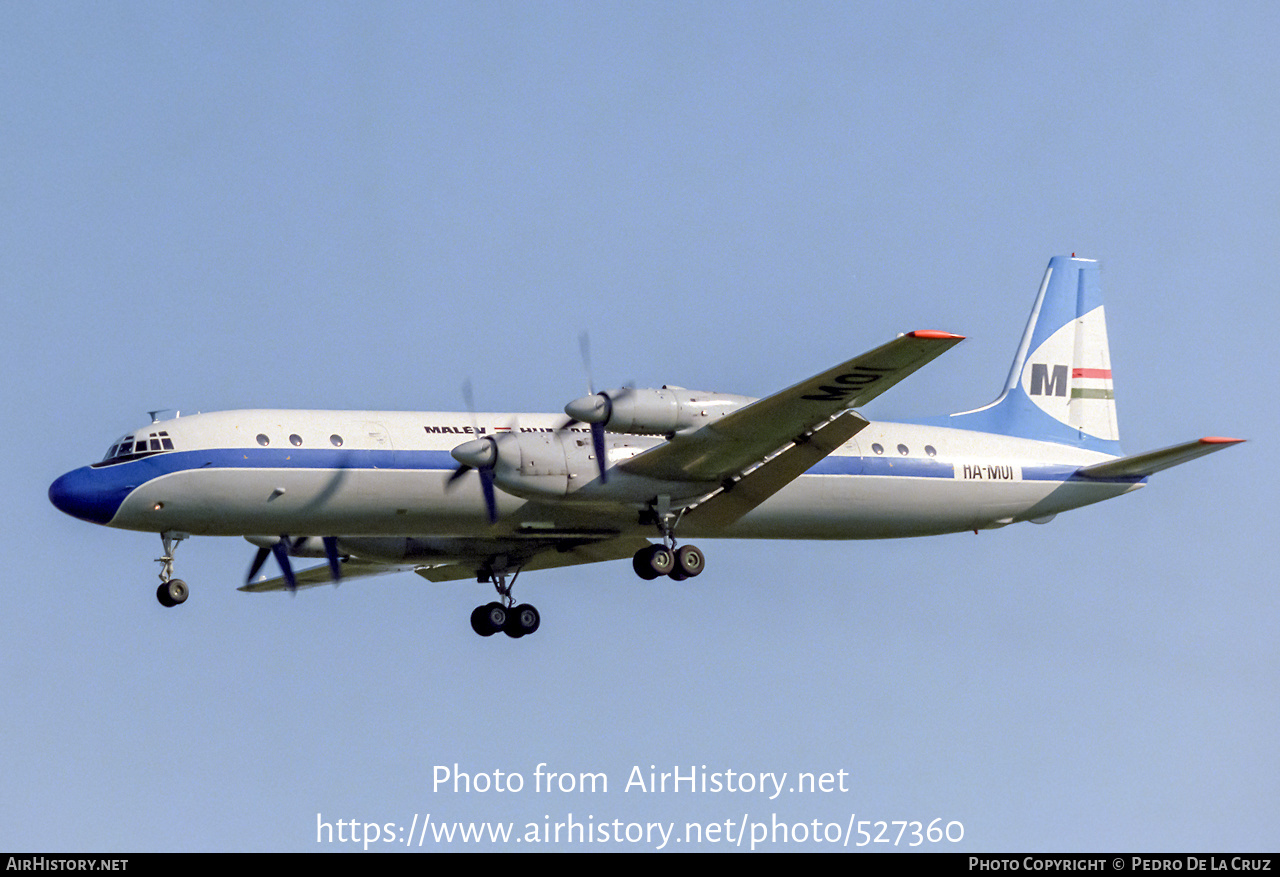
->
49, 256, 1241, 639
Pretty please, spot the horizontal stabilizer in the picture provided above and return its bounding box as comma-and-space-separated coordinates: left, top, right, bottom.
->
1075, 437, 1244, 479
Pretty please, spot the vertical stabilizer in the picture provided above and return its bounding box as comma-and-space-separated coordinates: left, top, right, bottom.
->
948, 256, 1122, 453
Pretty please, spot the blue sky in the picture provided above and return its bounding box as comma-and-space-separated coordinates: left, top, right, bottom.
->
4, 2, 1275, 851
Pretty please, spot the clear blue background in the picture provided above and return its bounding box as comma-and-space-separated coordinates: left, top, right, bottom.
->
4, 2, 1273, 851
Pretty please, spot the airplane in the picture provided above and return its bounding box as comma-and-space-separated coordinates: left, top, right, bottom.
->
49, 256, 1242, 639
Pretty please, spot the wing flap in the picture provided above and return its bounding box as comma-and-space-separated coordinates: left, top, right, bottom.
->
682, 410, 869, 529
1075, 437, 1244, 479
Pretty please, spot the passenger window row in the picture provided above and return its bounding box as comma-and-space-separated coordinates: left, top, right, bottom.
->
869, 442, 938, 458
255, 433, 345, 448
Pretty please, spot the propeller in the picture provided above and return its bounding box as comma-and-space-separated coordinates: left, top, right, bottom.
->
321, 536, 342, 581
557, 332, 626, 484
563, 395, 611, 484
246, 535, 342, 591
447, 436, 499, 523
443, 380, 500, 523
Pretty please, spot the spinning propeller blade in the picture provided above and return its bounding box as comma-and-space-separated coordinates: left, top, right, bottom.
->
477, 466, 498, 524
245, 535, 342, 590
247, 546, 271, 583
589, 422, 608, 483
444, 382, 500, 523
448, 436, 499, 523
323, 536, 342, 582
558, 332, 618, 483
270, 539, 297, 591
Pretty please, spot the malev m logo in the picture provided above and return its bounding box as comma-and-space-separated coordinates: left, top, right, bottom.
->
1018, 304, 1119, 442
1029, 363, 1068, 397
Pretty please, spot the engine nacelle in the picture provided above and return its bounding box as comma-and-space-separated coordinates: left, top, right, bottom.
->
244, 535, 332, 558
564, 387, 754, 436
453, 431, 599, 501
497, 431, 596, 499
451, 430, 715, 504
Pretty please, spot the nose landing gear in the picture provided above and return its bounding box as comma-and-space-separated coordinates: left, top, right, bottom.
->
155, 531, 190, 607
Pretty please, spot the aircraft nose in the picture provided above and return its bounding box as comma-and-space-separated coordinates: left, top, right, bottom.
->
49, 467, 126, 525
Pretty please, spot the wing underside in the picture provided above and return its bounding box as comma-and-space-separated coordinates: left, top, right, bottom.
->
238, 558, 412, 592
238, 535, 653, 592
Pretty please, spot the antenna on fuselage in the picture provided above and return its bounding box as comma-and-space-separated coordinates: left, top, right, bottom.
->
147, 409, 179, 423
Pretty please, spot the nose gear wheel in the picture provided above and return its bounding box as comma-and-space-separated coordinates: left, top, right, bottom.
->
154, 531, 190, 607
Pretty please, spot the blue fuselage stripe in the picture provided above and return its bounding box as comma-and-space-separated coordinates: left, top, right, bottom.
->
50, 447, 1138, 527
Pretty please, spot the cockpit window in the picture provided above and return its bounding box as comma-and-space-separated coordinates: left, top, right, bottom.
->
97, 431, 175, 466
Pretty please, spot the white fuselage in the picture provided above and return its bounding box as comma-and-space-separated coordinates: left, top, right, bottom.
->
62, 409, 1141, 543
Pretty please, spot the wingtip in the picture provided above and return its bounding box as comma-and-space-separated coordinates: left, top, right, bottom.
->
908, 330, 965, 340
1199, 436, 1245, 445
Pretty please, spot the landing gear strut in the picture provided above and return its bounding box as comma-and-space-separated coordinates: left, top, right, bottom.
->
155, 531, 190, 607
470, 563, 540, 639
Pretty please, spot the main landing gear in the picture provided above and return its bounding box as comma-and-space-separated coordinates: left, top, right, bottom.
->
633, 497, 705, 581
155, 531, 190, 607
632, 542, 705, 580
469, 564, 540, 639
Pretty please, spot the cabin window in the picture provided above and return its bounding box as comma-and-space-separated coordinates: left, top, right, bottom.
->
256, 434, 270, 446
925, 445, 937, 457
871, 443, 884, 455
290, 434, 302, 447
897, 444, 909, 455
330, 434, 343, 447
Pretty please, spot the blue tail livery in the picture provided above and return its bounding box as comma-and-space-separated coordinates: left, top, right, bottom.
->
946, 255, 1121, 453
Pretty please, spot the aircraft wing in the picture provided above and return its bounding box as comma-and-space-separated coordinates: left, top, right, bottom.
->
619, 330, 963, 483
1074, 436, 1244, 479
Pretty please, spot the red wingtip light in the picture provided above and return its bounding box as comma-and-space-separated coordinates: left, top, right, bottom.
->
1199, 437, 1245, 445
908, 330, 965, 340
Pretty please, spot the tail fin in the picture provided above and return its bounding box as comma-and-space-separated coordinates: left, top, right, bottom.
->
948, 256, 1122, 453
